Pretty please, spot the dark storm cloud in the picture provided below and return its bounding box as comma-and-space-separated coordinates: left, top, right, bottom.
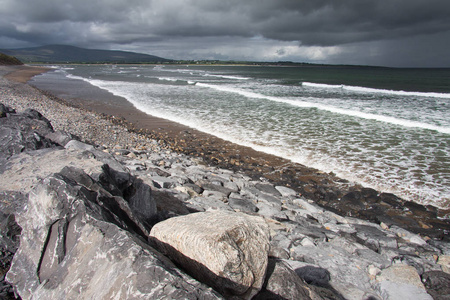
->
1, 0, 450, 66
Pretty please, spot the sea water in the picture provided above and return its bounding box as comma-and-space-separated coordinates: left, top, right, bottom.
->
30, 64, 450, 208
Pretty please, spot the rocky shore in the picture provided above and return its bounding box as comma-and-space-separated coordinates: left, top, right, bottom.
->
1, 66, 450, 299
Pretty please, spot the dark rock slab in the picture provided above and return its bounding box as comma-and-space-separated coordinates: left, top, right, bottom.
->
422, 271, 450, 300
7, 170, 221, 299
228, 197, 258, 213
0, 105, 57, 161
254, 259, 323, 300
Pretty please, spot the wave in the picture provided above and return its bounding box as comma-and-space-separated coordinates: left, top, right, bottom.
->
196, 82, 450, 134
204, 74, 250, 80
158, 77, 179, 82
302, 82, 450, 99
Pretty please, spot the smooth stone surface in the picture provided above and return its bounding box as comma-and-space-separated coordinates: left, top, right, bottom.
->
149, 211, 270, 299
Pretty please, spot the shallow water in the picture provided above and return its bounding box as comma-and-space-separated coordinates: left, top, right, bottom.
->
31, 65, 450, 208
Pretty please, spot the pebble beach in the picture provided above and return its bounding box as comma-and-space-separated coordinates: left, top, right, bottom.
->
1, 64, 450, 299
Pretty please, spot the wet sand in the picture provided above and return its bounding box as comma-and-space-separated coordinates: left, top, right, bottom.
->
3, 65, 51, 83
4, 65, 450, 239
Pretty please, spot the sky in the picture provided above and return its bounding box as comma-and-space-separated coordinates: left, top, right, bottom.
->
1, 0, 450, 67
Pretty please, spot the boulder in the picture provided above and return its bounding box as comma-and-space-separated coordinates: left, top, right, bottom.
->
0, 106, 56, 162
6, 170, 221, 299
149, 211, 271, 299
422, 271, 450, 300
376, 264, 432, 300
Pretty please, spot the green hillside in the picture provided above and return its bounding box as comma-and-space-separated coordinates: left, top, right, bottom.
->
0, 45, 171, 64
0, 52, 23, 65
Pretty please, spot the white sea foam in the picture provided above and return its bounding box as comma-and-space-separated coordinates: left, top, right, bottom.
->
204, 74, 250, 80
51, 66, 449, 208
302, 81, 450, 99
158, 77, 178, 82
196, 82, 450, 134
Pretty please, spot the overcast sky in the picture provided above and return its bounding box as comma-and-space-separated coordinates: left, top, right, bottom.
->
1, 0, 450, 67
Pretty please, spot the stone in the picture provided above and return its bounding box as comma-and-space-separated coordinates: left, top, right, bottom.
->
275, 185, 297, 197
149, 211, 270, 299
228, 197, 258, 213
421, 271, 450, 300
6, 171, 220, 299
376, 264, 432, 299
287, 261, 346, 299
0, 148, 104, 194
355, 248, 391, 269
292, 198, 324, 214
255, 201, 283, 219
45, 130, 79, 147
64, 139, 95, 151
201, 183, 234, 197
437, 255, 450, 274
0, 107, 56, 161
0, 103, 7, 117
254, 259, 323, 300
354, 224, 398, 252
185, 196, 232, 212
255, 183, 282, 197
389, 225, 427, 245
150, 175, 179, 189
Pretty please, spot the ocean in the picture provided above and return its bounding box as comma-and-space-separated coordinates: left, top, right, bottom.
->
30, 64, 450, 209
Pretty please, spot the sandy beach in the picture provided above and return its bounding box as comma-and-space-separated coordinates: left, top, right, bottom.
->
1, 65, 449, 238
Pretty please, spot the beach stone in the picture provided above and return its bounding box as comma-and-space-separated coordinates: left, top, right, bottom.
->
254, 259, 322, 300
201, 183, 234, 197
228, 197, 258, 213
149, 211, 270, 299
152, 190, 191, 218
376, 264, 432, 299
288, 241, 374, 298
437, 255, 450, 274
150, 175, 179, 188
0, 196, 23, 299
185, 196, 232, 212
184, 183, 204, 194
7, 171, 220, 299
255, 201, 282, 219
421, 271, 450, 300
0, 148, 104, 194
0, 103, 15, 117
45, 130, 79, 147
275, 185, 297, 197
389, 225, 428, 245
287, 261, 347, 299
293, 198, 324, 214
223, 181, 239, 193
354, 224, 398, 251
0, 107, 56, 161
64, 139, 95, 151
240, 186, 263, 200
255, 183, 281, 197
202, 190, 228, 202
355, 248, 391, 269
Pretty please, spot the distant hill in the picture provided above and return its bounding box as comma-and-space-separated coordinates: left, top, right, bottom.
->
0, 52, 23, 65
0, 45, 171, 64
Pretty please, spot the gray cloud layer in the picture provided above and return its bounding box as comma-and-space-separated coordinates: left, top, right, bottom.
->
1, 0, 450, 67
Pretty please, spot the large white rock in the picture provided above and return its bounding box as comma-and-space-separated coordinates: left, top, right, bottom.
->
149, 211, 271, 299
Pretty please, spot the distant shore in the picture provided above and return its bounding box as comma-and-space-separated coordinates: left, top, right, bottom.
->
2, 65, 449, 239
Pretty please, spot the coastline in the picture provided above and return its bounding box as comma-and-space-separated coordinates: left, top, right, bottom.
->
2, 65, 449, 239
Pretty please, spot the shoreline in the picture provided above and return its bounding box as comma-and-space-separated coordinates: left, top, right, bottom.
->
2, 65, 449, 239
